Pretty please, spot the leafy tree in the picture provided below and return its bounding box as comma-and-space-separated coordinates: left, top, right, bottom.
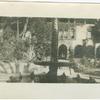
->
28, 18, 51, 61
0, 17, 52, 62
91, 20, 100, 43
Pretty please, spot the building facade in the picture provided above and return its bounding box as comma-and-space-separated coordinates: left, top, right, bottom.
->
58, 19, 100, 59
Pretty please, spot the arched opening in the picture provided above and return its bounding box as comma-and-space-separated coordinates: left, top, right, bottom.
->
85, 46, 94, 58
96, 46, 100, 58
74, 45, 83, 58
58, 45, 67, 59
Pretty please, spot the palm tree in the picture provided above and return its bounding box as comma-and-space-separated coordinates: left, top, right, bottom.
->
47, 18, 58, 83
91, 19, 100, 67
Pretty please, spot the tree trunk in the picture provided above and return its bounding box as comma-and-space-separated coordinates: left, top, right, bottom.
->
47, 18, 58, 83
93, 42, 96, 67
15, 18, 20, 73
21, 18, 29, 39
17, 18, 20, 41
15, 59, 20, 73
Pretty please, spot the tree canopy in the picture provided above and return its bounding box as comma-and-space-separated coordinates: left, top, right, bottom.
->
91, 20, 100, 43
0, 17, 52, 62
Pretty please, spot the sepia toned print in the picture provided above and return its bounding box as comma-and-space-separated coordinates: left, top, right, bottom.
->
0, 17, 99, 83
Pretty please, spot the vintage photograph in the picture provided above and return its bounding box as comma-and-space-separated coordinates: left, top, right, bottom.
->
0, 17, 99, 83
